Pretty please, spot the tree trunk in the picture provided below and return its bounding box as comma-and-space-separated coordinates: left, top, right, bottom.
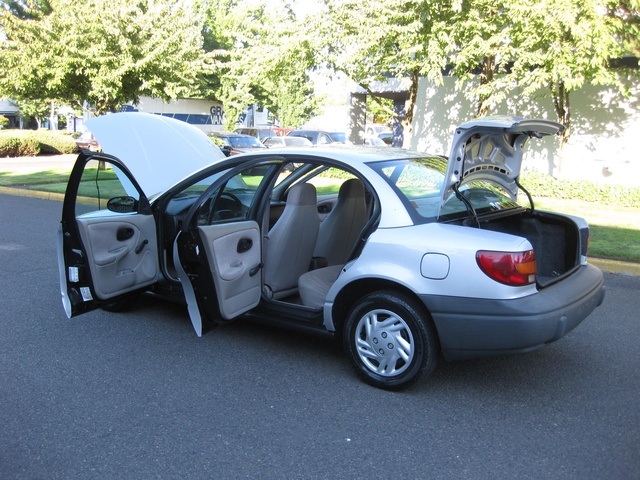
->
402, 68, 420, 147
476, 55, 495, 117
550, 79, 571, 176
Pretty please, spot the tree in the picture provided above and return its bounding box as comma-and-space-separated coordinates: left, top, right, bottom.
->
506, 0, 624, 152
449, 0, 513, 116
450, 0, 628, 167
0, 0, 210, 115
607, 0, 640, 57
318, 0, 455, 144
202, 0, 318, 129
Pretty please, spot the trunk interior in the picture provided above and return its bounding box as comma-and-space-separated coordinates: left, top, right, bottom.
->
477, 210, 582, 287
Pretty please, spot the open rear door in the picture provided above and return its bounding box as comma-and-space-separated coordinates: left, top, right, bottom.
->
58, 152, 158, 317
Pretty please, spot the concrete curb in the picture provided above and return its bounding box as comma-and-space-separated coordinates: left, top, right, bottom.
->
588, 257, 640, 276
0, 185, 66, 202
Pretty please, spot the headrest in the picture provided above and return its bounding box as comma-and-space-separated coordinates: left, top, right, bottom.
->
287, 183, 317, 206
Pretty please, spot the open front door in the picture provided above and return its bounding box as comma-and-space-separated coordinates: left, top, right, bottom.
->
58, 153, 158, 318
173, 163, 278, 336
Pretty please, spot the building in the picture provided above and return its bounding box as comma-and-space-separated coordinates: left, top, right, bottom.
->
349, 70, 640, 186
0, 99, 21, 129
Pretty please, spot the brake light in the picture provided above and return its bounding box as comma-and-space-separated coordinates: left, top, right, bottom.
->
476, 250, 537, 286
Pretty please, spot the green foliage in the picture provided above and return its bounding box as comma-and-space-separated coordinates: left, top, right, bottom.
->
606, 0, 640, 57
0, 131, 41, 156
0, 116, 9, 129
0, 0, 210, 115
202, 0, 319, 128
520, 170, 640, 207
449, 0, 628, 150
319, 0, 455, 128
0, 130, 77, 157
34, 130, 78, 154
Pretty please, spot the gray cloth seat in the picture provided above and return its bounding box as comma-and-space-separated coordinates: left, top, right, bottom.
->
264, 183, 319, 299
298, 264, 343, 309
314, 178, 367, 266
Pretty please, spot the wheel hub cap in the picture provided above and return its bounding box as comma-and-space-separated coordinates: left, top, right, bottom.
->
355, 309, 414, 377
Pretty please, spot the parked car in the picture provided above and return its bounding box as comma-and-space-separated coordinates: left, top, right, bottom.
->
378, 131, 393, 145
363, 136, 388, 147
263, 136, 313, 148
58, 113, 605, 390
208, 131, 266, 156
235, 126, 285, 143
287, 129, 345, 145
365, 124, 391, 138
74, 131, 101, 152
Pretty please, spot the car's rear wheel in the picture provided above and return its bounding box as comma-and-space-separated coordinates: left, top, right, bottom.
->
343, 291, 438, 390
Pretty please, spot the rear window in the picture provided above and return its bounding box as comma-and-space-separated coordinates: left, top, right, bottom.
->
369, 157, 446, 222
439, 181, 520, 221
370, 157, 520, 223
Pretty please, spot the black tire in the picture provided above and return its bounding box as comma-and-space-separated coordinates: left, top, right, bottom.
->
343, 290, 438, 390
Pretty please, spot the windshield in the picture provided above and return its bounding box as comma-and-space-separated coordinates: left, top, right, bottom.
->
330, 132, 346, 143
370, 157, 521, 223
228, 136, 264, 148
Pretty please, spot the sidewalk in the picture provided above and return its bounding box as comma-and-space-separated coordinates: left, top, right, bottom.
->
1, 154, 639, 276
0, 153, 77, 173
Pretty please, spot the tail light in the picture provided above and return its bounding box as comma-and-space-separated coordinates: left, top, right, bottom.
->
476, 250, 537, 286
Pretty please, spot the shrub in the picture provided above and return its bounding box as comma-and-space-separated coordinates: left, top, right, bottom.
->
520, 170, 640, 208
0, 115, 9, 129
0, 132, 40, 157
36, 130, 78, 154
0, 130, 78, 157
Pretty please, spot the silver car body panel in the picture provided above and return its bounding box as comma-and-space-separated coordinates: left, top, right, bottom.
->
444, 115, 563, 203
321, 222, 537, 332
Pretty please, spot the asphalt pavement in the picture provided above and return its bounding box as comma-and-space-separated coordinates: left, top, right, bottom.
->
1, 193, 639, 479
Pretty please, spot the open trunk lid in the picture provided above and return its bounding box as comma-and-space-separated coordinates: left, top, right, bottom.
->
442, 116, 564, 210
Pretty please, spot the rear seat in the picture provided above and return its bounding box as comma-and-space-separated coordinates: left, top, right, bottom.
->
298, 265, 343, 309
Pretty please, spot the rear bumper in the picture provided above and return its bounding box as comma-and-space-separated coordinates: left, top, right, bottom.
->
422, 263, 605, 361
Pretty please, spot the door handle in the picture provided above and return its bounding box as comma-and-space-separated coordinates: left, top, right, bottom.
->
249, 263, 263, 277
135, 239, 149, 254
237, 237, 253, 253
117, 227, 135, 241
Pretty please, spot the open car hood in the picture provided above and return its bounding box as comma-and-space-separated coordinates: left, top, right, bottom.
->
443, 115, 564, 201
86, 112, 225, 198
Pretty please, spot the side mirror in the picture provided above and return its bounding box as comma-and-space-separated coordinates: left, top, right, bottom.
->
107, 196, 138, 213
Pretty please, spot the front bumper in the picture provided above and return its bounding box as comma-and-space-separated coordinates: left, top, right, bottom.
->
422, 263, 605, 361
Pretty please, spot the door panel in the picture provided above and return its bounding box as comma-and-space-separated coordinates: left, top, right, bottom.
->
197, 221, 261, 319
59, 153, 158, 318
77, 215, 157, 299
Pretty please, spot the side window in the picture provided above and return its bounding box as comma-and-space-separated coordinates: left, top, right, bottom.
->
198, 164, 276, 225
75, 159, 138, 218
306, 167, 357, 196
318, 134, 331, 145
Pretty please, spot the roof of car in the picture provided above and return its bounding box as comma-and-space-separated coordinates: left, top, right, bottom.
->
231, 144, 431, 167
210, 131, 252, 137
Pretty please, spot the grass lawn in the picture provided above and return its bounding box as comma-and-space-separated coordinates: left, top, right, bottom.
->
2, 167, 638, 263
534, 198, 640, 263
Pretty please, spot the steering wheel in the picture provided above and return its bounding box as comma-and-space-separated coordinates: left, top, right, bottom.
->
207, 192, 245, 223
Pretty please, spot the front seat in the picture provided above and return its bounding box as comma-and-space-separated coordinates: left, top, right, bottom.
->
263, 183, 319, 299
314, 178, 367, 266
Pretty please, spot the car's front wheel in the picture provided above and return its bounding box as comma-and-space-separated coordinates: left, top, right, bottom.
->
343, 291, 438, 390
